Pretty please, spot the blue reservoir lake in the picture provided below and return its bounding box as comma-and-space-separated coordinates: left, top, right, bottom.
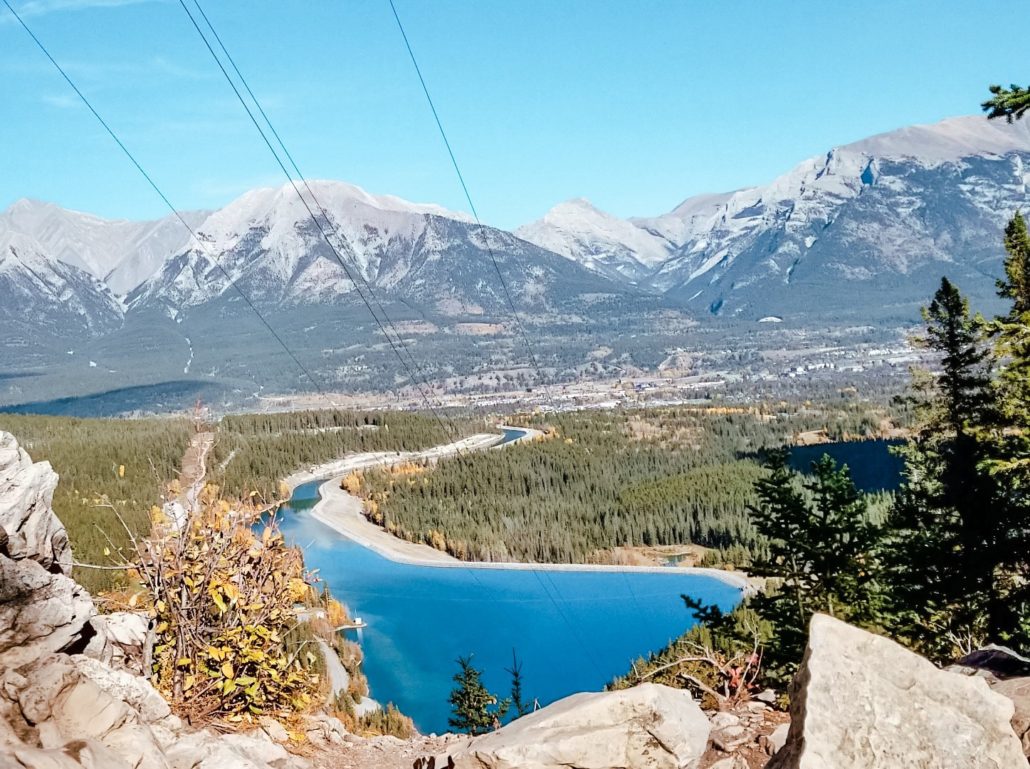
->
789, 438, 904, 492
278, 480, 743, 734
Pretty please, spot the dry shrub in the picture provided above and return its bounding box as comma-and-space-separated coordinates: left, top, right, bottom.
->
131, 488, 319, 724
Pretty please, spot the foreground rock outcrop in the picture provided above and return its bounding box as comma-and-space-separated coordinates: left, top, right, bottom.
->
994, 677, 1030, 758
769, 614, 1027, 769
441, 683, 710, 769
0, 432, 309, 769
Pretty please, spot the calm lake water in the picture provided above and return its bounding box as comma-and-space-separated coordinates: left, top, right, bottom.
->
277, 480, 743, 734
789, 438, 904, 492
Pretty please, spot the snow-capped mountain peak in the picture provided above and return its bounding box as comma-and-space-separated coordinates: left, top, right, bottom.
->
516, 197, 672, 282
128, 179, 587, 313
0, 198, 205, 295
519, 114, 1030, 316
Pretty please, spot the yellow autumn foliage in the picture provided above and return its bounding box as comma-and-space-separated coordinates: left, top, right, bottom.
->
141, 489, 319, 723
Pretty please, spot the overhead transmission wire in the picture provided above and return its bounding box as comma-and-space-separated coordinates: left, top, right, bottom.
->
173, 0, 465, 449
384, 1, 634, 675
387, 0, 560, 414
180, 4, 571, 616
183, 0, 469, 441
0, 0, 340, 411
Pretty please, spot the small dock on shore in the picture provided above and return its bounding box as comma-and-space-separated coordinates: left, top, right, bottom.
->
336, 618, 367, 631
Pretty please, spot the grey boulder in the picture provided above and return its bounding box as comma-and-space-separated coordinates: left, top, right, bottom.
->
445, 683, 710, 769
769, 614, 1027, 769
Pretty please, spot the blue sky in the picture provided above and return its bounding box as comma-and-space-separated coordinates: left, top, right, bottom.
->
0, 0, 1025, 229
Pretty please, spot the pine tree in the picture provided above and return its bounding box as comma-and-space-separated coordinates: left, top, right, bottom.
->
992, 214, 1030, 462
448, 656, 507, 735
748, 450, 880, 683
505, 650, 531, 719
999, 214, 1030, 313
987, 215, 1030, 646
884, 277, 1002, 657
983, 84, 1030, 123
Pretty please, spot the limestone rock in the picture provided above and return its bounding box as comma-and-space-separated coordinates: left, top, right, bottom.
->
164, 728, 308, 769
0, 432, 70, 574
83, 612, 151, 674
71, 656, 170, 725
16, 655, 81, 727
98, 723, 171, 769
46, 672, 134, 745
709, 712, 740, 729
710, 722, 749, 752
0, 555, 94, 670
8, 740, 133, 769
302, 713, 348, 747
446, 683, 710, 769
0, 433, 93, 671
768, 614, 1027, 769
766, 722, 789, 754
993, 677, 1030, 758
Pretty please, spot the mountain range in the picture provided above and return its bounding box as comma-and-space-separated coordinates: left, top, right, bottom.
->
2, 114, 1029, 411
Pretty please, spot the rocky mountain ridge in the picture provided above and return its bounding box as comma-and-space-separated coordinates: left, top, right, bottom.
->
4, 115, 1030, 411
521, 115, 1030, 317
6, 115, 1029, 318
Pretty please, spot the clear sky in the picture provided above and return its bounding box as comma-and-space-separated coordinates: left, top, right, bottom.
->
0, 0, 1025, 229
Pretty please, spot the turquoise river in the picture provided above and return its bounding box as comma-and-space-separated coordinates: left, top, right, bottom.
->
277, 480, 744, 733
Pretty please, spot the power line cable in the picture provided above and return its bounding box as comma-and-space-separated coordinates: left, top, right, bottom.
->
186, 0, 461, 432
175, 0, 464, 447
387, 0, 560, 413
0, 0, 338, 410
382, 5, 598, 661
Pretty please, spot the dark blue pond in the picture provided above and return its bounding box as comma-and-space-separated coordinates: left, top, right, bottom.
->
789, 438, 905, 492
278, 481, 742, 734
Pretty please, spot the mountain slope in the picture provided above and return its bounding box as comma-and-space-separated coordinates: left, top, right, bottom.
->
519, 115, 1030, 319
0, 199, 205, 294
515, 198, 672, 282
129, 181, 626, 318
0, 231, 123, 340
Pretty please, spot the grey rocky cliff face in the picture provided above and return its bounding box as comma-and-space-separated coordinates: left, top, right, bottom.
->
0, 432, 71, 574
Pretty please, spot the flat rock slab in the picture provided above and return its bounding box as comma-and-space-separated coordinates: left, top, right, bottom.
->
444, 683, 710, 769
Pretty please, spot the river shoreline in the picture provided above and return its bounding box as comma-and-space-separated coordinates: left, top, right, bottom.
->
283, 425, 751, 591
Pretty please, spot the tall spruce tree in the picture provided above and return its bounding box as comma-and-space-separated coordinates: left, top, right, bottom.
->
988, 215, 1030, 645
884, 277, 1003, 657
748, 450, 880, 683
993, 214, 1030, 462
